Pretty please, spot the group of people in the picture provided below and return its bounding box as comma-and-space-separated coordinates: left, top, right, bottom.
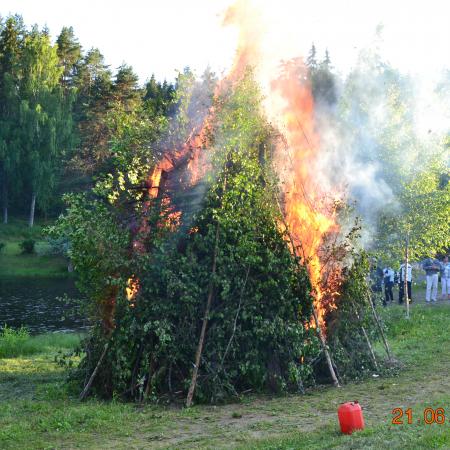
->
381, 262, 413, 306
371, 256, 450, 306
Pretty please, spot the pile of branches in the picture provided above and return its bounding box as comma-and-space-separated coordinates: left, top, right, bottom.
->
76, 160, 319, 403
57, 72, 392, 405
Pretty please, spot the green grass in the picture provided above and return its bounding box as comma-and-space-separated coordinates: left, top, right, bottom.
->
0, 301, 449, 449
0, 218, 68, 278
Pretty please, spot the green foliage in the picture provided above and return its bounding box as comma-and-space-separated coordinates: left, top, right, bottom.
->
307, 46, 336, 105
19, 26, 74, 215
0, 242, 5, 253
0, 16, 26, 220
48, 193, 130, 318
58, 71, 320, 403
19, 238, 35, 254
0, 217, 45, 240
144, 74, 174, 117
327, 253, 380, 381
0, 325, 29, 357
0, 326, 80, 358
56, 26, 82, 88
377, 158, 450, 261
45, 236, 69, 256
0, 16, 172, 222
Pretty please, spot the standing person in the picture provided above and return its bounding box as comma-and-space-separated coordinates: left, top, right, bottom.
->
370, 258, 383, 293
422, 256, 440, 303
383, 266, 394, 306
399, 261, 412, 304
441, 256, 450, 300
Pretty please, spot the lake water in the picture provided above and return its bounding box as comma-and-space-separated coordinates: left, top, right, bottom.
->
0, 278, 89, 333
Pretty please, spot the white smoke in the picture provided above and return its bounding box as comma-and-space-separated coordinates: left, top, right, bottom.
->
311, 44, 449, 248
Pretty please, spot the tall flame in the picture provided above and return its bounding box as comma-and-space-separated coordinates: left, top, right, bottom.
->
127, 0, 344, 327
223, 0, 343, 328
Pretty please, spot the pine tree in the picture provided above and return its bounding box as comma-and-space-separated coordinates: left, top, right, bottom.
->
144, 75, 174, 117
311, 49, 337, 105
113, 64, 141, 110
306, 43, 317, 71
75, 48, 112, 117
56, 26, 82, 89
144, 74, 159, 100
71, 48, 113, 174
323, 48, 331, 68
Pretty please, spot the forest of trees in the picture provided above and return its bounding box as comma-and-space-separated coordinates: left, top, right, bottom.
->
0, 15, 174, 226
1, 16, 447, 263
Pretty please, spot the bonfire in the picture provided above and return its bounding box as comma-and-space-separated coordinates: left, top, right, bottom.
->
55, 0, 392, 405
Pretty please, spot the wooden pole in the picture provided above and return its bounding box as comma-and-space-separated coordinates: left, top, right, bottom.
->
367, 292, 393, 361
352, 301, 379, 372
311, 306, 340, 387
80, 343, 109, 401
186, 223, 220, 407
186, 174, 227, 407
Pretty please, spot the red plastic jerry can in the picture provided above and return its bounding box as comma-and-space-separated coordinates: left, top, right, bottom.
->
338, 401, 365, 434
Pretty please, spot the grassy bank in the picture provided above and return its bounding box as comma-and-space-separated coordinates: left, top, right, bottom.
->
0, 327, 80, 358
0, 302, 449, 449
0, 218, 68, 278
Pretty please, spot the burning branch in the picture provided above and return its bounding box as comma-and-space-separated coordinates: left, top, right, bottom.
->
283, 219, 340, 387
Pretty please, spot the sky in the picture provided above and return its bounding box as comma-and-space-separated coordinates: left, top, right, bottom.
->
1, 0, 450, 84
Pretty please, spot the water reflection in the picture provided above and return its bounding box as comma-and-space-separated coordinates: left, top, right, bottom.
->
0, 278, 89, 333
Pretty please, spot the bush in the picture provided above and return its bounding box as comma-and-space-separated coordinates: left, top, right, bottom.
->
0, 242, 5, 253
46, 236, 69, 256
327, 253, 381, 382
19, 239, 35, 254
0, 326, 30, 358
0, 326, 81, 358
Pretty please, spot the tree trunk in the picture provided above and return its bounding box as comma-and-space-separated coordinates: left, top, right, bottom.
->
29, 192, 36, 227
2, 173, 7, 224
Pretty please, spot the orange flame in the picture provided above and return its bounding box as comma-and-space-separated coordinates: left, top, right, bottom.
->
223, 0, 343, 329
271, 60, 341, 328
129, 94, 214, 294
129, 0, 345, 331
126, 276, 139, 303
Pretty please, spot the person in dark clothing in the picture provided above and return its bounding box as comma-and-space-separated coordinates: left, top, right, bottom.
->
383, 267, 394, 306
399, 261, 412, 304
369, 258, 383, 293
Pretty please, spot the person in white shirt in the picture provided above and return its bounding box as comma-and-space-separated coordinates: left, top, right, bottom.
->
422, 257, 440, 303
441, 256, 450, 300
399, 262, 412, 304
383, 267, 395, 306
